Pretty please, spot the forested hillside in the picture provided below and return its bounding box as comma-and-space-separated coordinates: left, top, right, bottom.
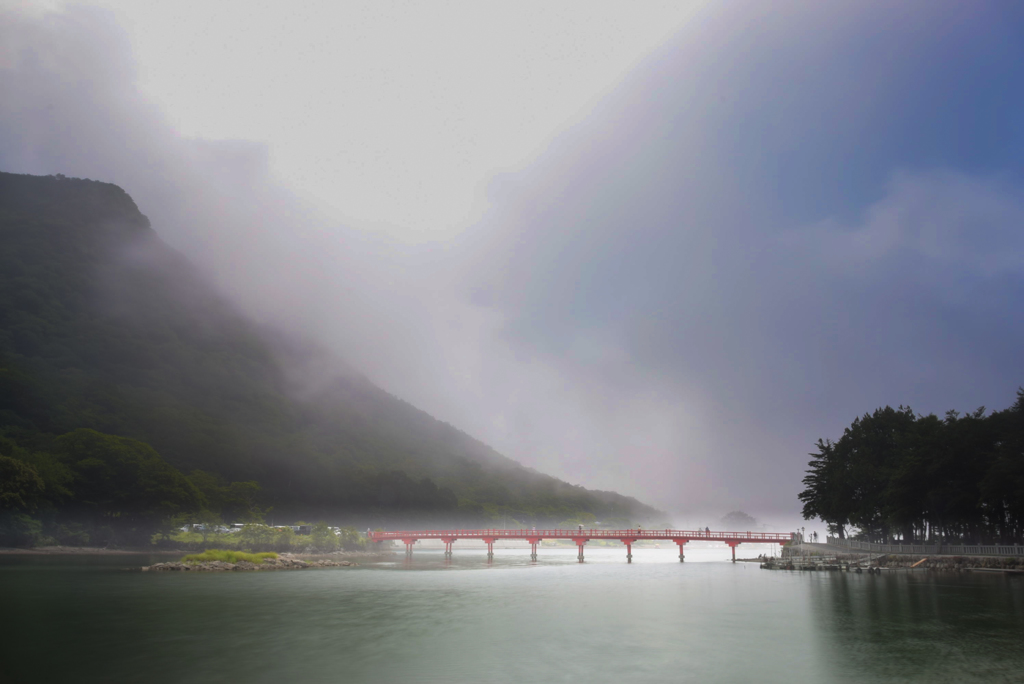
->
0, 171, 660, 545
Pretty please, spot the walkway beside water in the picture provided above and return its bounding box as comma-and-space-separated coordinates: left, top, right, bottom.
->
782, 540, 1024, 575
805, 538, 1024, 558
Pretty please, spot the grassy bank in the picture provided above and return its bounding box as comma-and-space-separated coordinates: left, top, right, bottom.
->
182, 550, 278, 564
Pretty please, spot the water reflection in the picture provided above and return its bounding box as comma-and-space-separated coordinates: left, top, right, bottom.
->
1, 550, 1021, 684
810, 571, 1024, 683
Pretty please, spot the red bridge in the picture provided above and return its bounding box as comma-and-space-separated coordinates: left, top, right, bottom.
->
368, 528, 795, 563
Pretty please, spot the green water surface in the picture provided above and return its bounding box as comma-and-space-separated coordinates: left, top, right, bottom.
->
1, 546, 1022, 683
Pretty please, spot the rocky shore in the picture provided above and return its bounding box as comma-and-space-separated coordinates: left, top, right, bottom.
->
876, 555, 1022, 572
142, 554, 358, 572
763, 552, 1023, 573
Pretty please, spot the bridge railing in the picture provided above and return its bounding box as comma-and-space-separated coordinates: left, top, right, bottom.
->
826, 536, 1024, 556
369, 529, 794, 542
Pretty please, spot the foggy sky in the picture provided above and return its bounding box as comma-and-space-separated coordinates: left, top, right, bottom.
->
2, 1, 1024, 524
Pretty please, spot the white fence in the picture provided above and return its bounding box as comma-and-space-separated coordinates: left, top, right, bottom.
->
827, 537, 1024, 556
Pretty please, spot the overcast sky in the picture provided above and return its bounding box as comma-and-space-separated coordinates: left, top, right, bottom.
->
2, 0, 1023, 523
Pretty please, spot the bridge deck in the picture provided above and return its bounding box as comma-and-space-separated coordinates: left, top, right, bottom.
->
369, 529, 791, 542
369, 529, 793, 563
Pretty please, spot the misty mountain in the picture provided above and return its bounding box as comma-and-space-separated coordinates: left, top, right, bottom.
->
0, 171, 661, 525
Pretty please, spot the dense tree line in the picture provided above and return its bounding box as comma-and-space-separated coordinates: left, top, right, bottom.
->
0, 171, 661, 545
0, 427, 463, 546
799, 390, 1024, 544
0, 428, 256, 546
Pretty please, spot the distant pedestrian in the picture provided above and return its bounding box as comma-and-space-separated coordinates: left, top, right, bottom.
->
705, 526, 710, 534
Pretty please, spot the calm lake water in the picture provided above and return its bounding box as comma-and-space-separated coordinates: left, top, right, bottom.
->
2, 545, 1023, 684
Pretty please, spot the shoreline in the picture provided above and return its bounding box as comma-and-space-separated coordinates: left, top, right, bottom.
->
140, 550, 397, 572
792, 540, 1024, 559
0, 546, 397, 561
0, 546, 181, 555
767, 549, 1024, 573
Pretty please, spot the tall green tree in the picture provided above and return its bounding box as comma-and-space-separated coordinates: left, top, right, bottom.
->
55, 428, 203, 544
0, 454, 44, 512
981, 390, 1024, 543
0, 453, 46, 546
800, 394, 1024, 545
800, 439, 852, 538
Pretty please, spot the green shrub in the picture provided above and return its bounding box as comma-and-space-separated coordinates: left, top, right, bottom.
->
181, 549, 278, 564
0, 512, 43, 547
273, 526, 295, 550
237, 523, 275, 551
309, 521, 339, 552
337, 526, 366, 550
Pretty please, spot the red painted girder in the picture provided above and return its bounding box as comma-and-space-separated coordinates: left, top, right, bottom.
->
369, 529, 794, 543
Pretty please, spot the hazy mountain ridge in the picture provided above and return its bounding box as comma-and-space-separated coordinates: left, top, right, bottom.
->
0, 171, 661, 525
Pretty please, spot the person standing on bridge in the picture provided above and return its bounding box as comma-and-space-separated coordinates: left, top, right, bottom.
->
705, 526, 710, 535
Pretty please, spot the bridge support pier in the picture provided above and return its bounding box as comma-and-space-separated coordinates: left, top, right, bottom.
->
620, 538, 637, 563
572, 537, 588, 563
441, 537, 457, 557
482, 537, 497, 559
727, 541, 740, 562
401, 538, 418, 557
527, 537, 541, 561
675, 539, 688, 562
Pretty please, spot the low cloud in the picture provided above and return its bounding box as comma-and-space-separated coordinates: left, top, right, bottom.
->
2, 2, 1023, 523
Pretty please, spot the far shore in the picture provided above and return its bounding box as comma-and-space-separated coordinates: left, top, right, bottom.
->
0, 546, 178, 555
0, 546, 396, 560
